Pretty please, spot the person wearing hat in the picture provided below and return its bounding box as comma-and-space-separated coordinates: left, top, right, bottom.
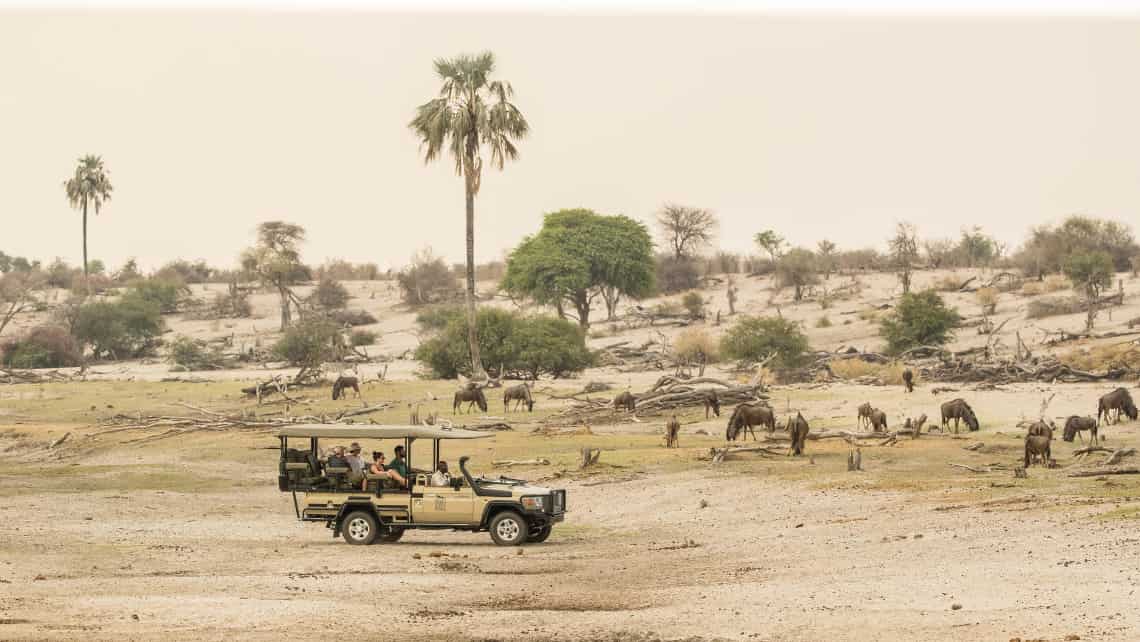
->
345, 442, 366, 486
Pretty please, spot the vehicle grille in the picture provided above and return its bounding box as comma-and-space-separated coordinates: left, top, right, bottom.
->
552, 490, 566, 514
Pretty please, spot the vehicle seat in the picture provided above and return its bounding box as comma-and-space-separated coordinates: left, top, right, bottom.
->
325, 465, 350, 489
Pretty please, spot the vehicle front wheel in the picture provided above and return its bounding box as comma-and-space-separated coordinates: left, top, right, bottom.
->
489, 511, 529, 546
528, 525, 552, 543
342, 510, 378, 545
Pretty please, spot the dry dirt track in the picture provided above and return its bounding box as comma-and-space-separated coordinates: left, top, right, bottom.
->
3, 456, 1140, 642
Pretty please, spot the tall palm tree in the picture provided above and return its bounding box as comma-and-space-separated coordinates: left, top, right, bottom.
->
63, 155, 113, 294
410, 52, 528, 380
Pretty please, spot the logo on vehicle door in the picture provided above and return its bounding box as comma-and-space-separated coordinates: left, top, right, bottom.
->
434, 497, 446, 511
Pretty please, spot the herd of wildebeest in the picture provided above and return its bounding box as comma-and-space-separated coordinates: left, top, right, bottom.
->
337, 371, 1138, 467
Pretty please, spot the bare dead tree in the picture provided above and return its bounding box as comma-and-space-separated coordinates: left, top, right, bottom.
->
888, 222, 920, 295
657, 203, 717, 260
0, 271, 45, 339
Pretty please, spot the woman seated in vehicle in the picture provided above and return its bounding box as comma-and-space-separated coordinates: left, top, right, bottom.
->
367, 451, 406, 489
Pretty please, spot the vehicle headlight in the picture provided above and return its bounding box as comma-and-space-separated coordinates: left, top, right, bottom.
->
521, 496, 545, 511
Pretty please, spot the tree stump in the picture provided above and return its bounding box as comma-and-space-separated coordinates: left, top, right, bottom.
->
847, 448, 862, 472
1014, 467, 1028, 479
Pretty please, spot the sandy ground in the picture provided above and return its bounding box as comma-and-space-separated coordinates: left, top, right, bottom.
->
3, 378, 1140, 641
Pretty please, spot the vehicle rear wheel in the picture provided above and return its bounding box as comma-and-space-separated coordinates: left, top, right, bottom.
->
489, 511, 529, 546
378, 527, 405, 543
342, 510, 378, 545
528, 525, 552, 543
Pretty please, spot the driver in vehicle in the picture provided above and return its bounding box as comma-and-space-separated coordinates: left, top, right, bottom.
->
431, 460, 451, 487
388, 445, 410, 481
368, 451, 406, 488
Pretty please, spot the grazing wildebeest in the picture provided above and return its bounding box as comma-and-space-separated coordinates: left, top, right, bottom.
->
1098, 388, 1138, 425
939, 398, 979, 434
701, 390, 720, 419
1024, 421, 1053, 468
903, 413, 927, 433
787, 412, 810, 456
1062, 415, 1099, 445
665, 415, 681, 448
503, 383, 534, 413
613, 391, 636, 412
453, 385, 488, 414
857, 402, 874, 429
725, 402, 776, 441
902, 368, 915, 393
868, 408, 888, 432
331, 376, 360, 400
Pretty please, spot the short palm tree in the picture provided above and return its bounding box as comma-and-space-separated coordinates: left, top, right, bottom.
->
410, 52, 528, 379
63, 155, 113, 294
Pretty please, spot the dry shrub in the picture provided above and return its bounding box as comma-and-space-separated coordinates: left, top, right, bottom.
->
673, 328, 719, 365
857, 307, 881, 322
1026, 296, 1083, 319
932, 274, 964, 292
1060, 342, 1140, 371
815, 316, 832, 328
1020, 281, 1045, 296
975, 287, 998, 313
1044, 274, 1072, 292
830, 359, 909, 385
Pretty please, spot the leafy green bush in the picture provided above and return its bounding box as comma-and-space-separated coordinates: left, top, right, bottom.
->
271, 318, 344, 367
72, 299, 164, 359
397, 252, 458, 306
1, 325, 82, 368
720, 316, 810, 368
166, 335, 227, 371
681, 291, 704, 318
309, 278, 350, 310
414, 307, 592, 379
879, 290, 961, 354
350, 329, 377, 347
121, 279, 188, 313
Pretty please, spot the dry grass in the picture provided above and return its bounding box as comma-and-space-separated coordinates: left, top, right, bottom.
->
829, 359, 909, 385
1045, 274, 1072, 292
1026, 295, 1083, 319
1020, 281, 1045, 296
673, 328, 719, 364
1059, 341, 1140, 371
815, 315, 832, 328
975, 287, 998, 311
857, 307, 881, 322
933, 274, 965, 292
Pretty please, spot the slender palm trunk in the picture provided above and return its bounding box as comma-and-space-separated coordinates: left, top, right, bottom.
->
82, 198, 90, 295
464, 173, 486, 379
278, 285, 291, 331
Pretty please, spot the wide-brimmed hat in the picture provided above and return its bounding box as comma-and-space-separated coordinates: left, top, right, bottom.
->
349, 442, 361, 453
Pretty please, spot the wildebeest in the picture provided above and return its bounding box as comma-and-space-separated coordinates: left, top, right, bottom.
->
857, 402, 874, 429
1023, 421, 1054, 468
1098, 388, 1138, 425
503, 383, 534, 413
613, 391, 636, 412
453, 384, 488, 414
701, 390, 720, 419
331, 376, 360, 400
1062, 415, 1099, 445
868, 408, 888, 432
939, 398, 979, 434
902, 368, 915, 393
725, 402, 776, 441
903, 413, 927, 433
665, 415, 681, 448
787, 412, 810, 456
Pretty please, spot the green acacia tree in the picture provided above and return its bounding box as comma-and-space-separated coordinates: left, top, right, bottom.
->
776, 248, 819, 301
1063, 251, 1114, 331
409, 52, 529, 380
502, 209, 655, 329
63, 155, 113, 294
754, 230, 784, 262
241, 222, 308, 331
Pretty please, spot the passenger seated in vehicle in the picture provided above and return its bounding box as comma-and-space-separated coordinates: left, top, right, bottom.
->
368, 451, 406, 488
389, 445, 410, 480
431, 460, 451, 487
326, 445, 349, 469
345, 442, 366, 486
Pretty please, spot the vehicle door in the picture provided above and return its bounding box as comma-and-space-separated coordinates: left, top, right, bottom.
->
413, 474, 476, 524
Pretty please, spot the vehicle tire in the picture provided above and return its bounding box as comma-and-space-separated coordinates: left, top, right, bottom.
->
378, 527, 405, 543
528, 525, 552, 543
489, 511, 529, 546
341, 510, 379, 545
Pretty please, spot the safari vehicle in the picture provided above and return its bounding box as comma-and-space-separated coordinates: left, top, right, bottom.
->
277, 424, 566, 546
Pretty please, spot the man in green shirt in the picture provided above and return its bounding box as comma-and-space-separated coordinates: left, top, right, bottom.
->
388, 445, 409, 481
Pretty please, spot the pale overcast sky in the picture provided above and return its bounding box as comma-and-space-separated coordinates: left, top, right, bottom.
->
2, 10, 1139, 271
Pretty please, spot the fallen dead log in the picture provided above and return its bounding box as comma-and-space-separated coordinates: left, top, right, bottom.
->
948, 463, 992, 473
709, 445, 786, 463
492, 458, 550, 467
1068, 467, 1140, 478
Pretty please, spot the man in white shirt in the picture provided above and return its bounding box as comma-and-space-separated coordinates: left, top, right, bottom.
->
431, 460, 451, 487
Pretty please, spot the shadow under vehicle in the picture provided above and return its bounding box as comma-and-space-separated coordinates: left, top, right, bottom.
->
277, 424, 566, 546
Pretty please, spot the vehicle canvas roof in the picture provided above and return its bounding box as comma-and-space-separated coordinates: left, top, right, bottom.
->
276, 424, 494, 440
